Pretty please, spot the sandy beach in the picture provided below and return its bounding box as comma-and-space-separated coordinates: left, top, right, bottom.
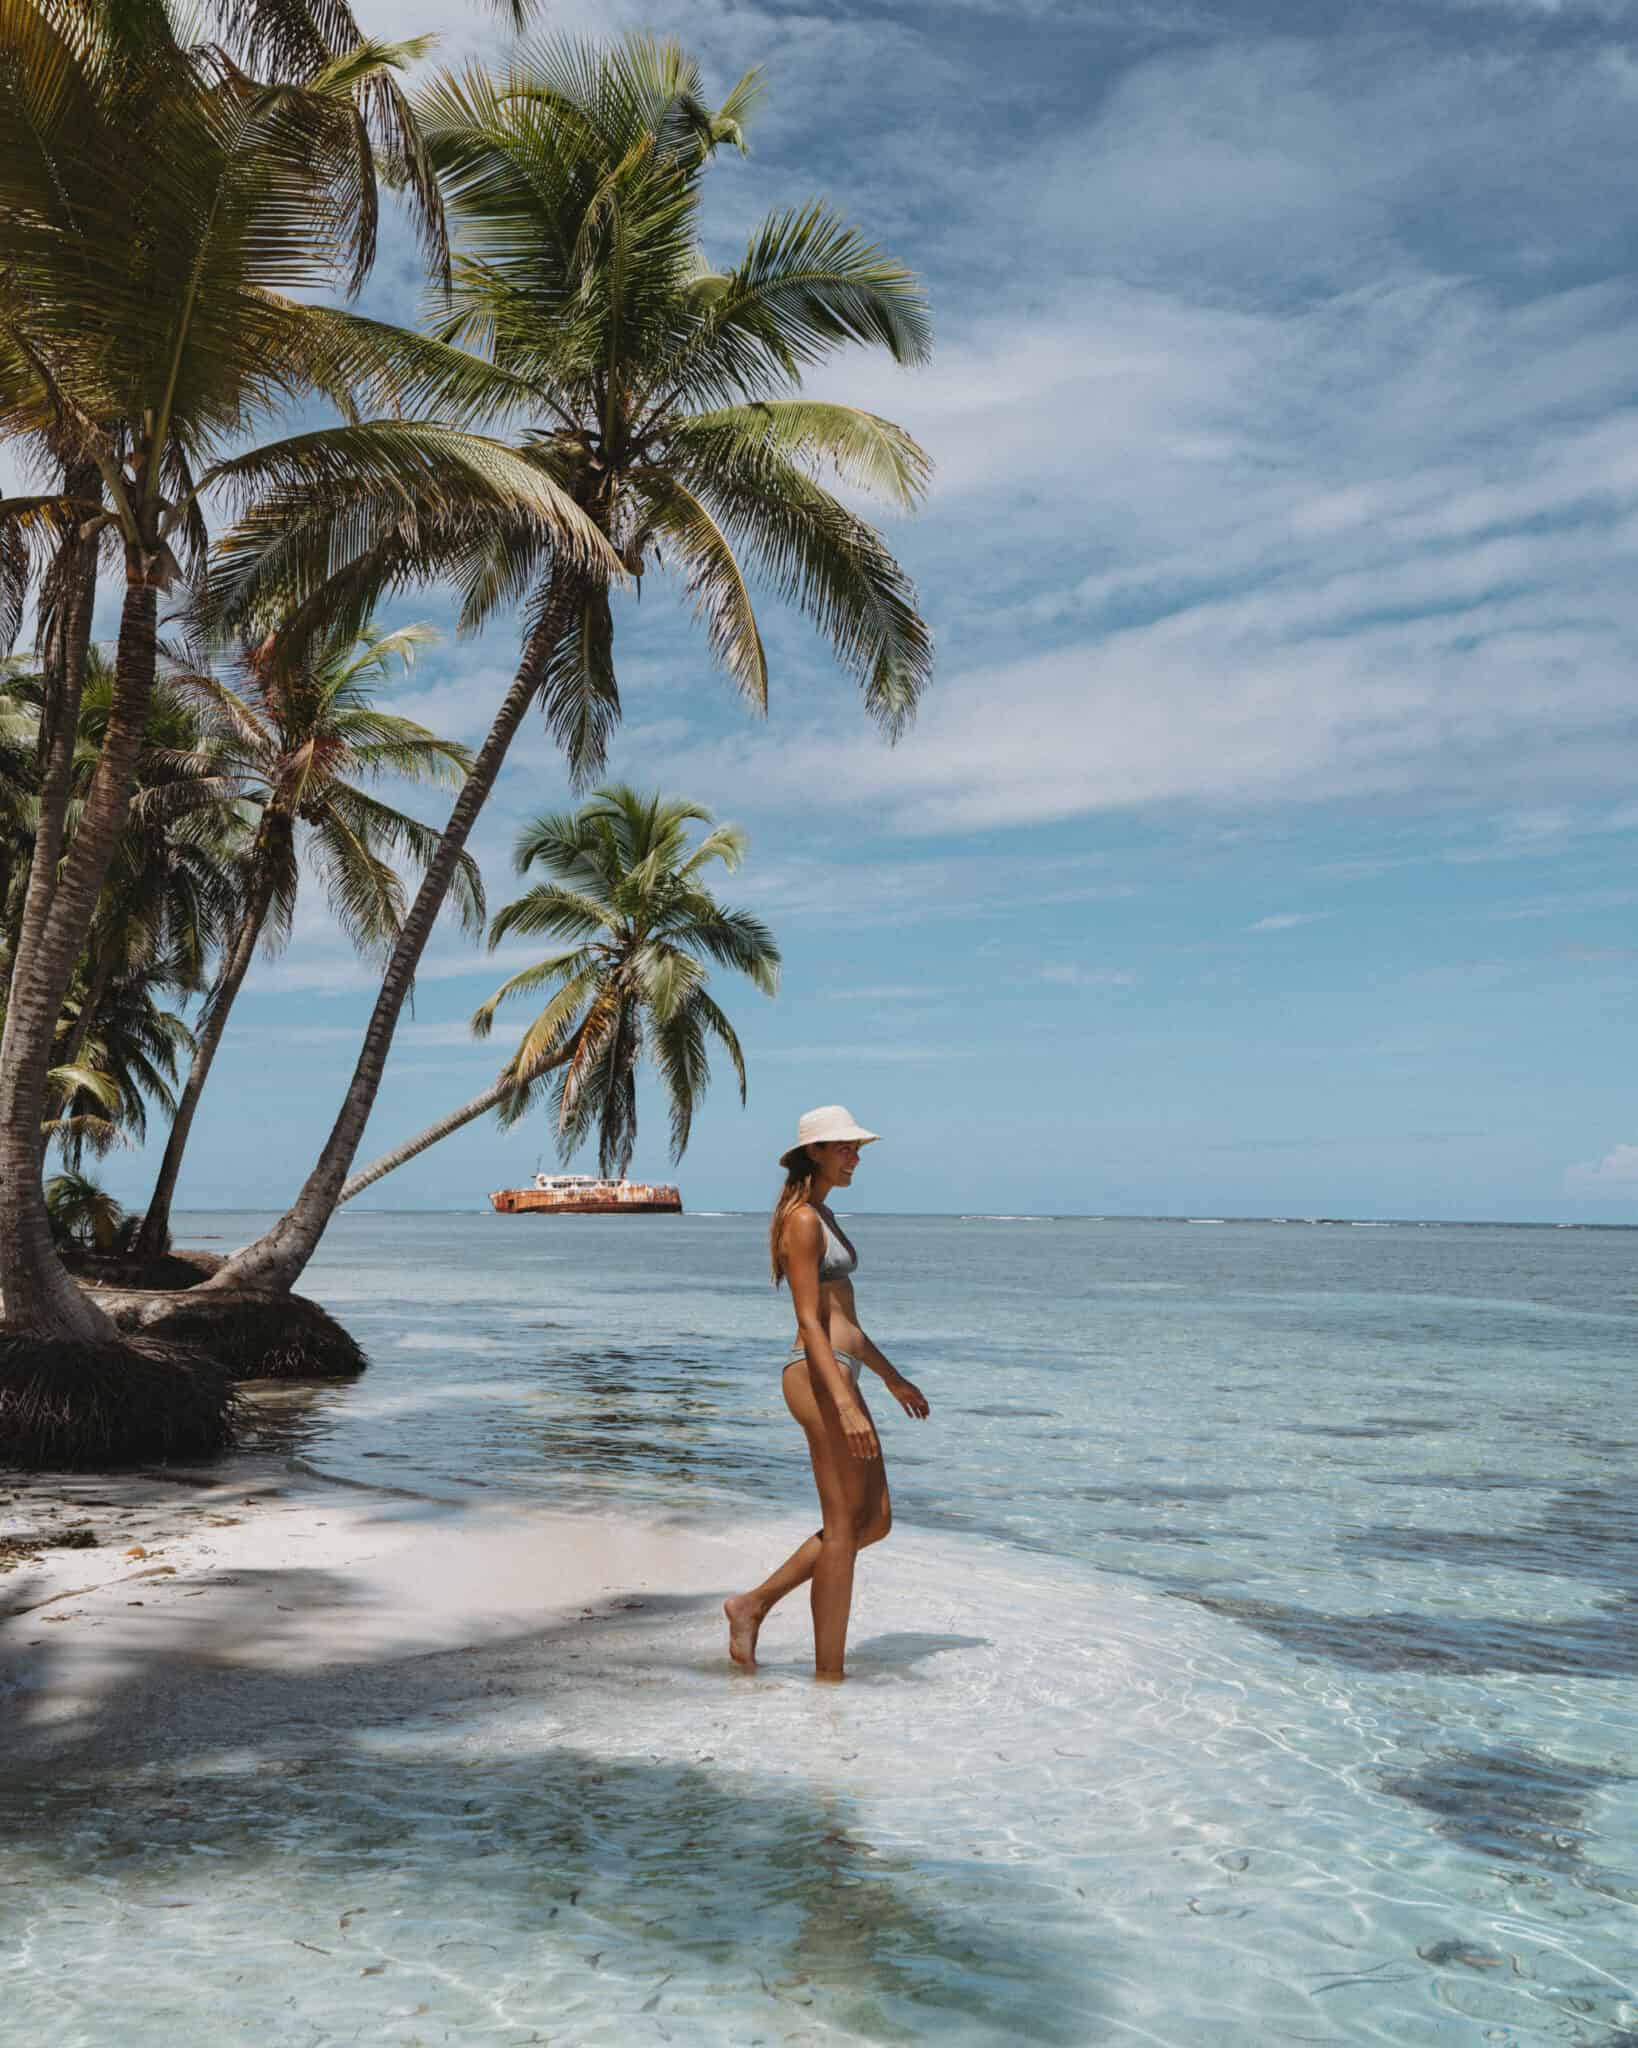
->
2, 1460, 776, 1729
6, 1455, 959, 1813
2, 1450, 1132, 2044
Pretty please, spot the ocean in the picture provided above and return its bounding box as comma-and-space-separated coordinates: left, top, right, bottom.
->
11, 1211, 1638, 2043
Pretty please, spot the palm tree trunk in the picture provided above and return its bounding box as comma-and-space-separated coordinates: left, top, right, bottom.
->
2, 461, 99, 981
337, 1057, 559, 1206
0, 566, 160, 1339
55, 941, 119, 1072
199, 580, 579, 1297
133, 866, 276, 1261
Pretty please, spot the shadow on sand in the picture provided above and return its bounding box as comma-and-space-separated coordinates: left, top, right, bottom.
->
0, 1538, 1096, 2045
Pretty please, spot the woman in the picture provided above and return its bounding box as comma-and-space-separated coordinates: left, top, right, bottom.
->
725, 1105, 931, 1680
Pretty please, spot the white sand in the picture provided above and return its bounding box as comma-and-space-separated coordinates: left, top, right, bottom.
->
2, 1462, 797, 1736
0, 1458, 1161, 2041
1, 1459, 1532, 2046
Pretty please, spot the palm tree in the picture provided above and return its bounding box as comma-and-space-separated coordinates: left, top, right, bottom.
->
44, 1169, 132, 1255
0, 7, 614, 1344
2, 654, 234, 1156
49, 951, 194, 1166
197, 34, 931, 1300
132, 620, 482, 1258
340, 787, 778, 1204
54, 656, 247, 1071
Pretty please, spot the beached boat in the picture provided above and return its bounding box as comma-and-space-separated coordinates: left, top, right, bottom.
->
490, 1171, 682, 1215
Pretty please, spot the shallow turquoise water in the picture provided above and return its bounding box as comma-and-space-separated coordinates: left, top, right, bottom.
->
7, 1212, 1637, 2043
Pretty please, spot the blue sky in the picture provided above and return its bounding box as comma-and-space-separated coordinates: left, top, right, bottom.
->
97, 0, 1638, 1219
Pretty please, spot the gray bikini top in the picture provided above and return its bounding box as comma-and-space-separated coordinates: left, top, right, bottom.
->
817, 1207, 858, 1282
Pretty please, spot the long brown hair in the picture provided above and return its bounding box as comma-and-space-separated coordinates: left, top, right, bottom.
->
770, 1149, 819, 1286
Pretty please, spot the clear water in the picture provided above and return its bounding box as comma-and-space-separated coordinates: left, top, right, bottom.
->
4, 1211, 1636, 2044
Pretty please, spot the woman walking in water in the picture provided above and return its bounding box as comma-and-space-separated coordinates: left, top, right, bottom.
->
725, 1106, 931, 1680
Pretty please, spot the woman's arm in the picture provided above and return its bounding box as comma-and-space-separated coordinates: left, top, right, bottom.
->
784, 1210, 880, 1460
829, 1281, 932, 1421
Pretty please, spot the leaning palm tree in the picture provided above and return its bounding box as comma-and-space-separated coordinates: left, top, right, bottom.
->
131, 620, 482, 1258
196, 34, 932, 1302
0, 8, 614, 1346
340, 787, 778, 1204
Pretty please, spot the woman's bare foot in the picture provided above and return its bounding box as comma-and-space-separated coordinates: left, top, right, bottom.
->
724, 1594, 763, 1669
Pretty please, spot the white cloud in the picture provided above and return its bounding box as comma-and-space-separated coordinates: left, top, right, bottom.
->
1041, 964, 1137, 986
761, 1043, 974, 1064
284, 1019, 487, 1048
1491, 887, 1638, 921
254, 940, 542, 997
1565, 1141, 1638, 1197
822, 985, 932, 1000
726, 850, 1134, 923
1436, 0, 1636, 16
263, 21, 1638, 854
1248, 913, 1331, 932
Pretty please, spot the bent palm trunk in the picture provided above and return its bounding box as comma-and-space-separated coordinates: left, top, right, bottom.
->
338, 1057, 558, 1205
0, 570, 161, 1339
133, 869, 276, 1261
199, 583, 578, 1297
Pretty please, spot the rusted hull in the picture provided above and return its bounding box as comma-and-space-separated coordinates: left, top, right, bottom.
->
490, 1186, 682, 1215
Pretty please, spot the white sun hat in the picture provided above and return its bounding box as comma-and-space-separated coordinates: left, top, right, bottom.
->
779, 1104, 881, 1171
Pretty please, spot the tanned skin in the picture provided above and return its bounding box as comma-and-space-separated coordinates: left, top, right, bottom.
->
725, 1140, 930, 1679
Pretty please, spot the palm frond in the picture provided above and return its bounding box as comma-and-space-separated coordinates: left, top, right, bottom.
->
650, 992, 709, 1159
487, 880, 610, 946
317, 784, 486, 937
668, 897, 780, 992
635, 476, 766, 711
681, 450, 932, 737
534, 581, 619, 788
641, 198, 932, 418
672, 399, 931, 512
310, 795, 406, 950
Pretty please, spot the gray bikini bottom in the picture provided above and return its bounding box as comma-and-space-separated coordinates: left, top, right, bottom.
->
784, 1343, 864, 1386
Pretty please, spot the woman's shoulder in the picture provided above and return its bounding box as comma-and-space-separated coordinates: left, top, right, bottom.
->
782, 1199, 824, 1238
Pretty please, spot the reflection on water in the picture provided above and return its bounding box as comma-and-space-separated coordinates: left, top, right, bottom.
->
134, 1213, 1638, 2041
0, 1745, 1100, 2046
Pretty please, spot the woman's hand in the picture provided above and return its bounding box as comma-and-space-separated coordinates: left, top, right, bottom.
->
838, 1403, 881, 1462
885, 1373, 930, 1420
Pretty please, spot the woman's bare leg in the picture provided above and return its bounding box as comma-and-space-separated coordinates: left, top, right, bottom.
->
725, 1360, 888, 1678
725, 1529, 823, 1668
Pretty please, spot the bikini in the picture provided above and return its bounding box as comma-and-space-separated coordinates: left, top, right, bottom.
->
785, 1208, 867, 1385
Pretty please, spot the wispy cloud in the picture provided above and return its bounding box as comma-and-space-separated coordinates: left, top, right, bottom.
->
1041, 964, 1137, 986
255, 939, 546, 999
761, 1044, 975, 1064
724, 850, 1133, 924
1248, 912, 1332, 932
821, 985, 935, 1000
1492, 888, 1638, 921
284, 1020, 485, 1049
